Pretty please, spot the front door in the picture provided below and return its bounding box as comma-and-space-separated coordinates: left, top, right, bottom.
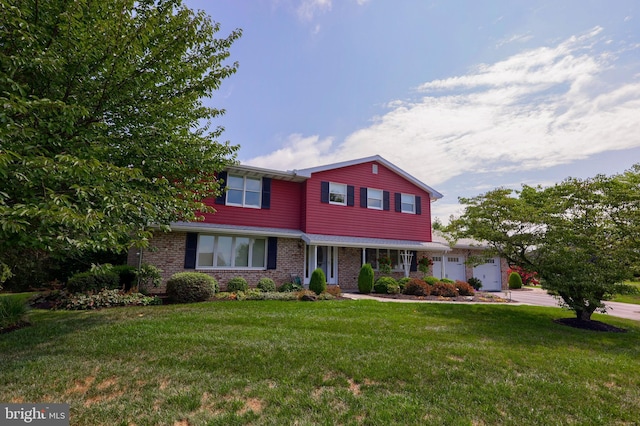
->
306, 245, 338, 285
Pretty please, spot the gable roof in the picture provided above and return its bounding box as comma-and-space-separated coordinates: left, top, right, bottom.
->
295, 155, 443, 200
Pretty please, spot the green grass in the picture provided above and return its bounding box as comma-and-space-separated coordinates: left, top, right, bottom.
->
611, 281, 640, 305
1, 300, 639, 425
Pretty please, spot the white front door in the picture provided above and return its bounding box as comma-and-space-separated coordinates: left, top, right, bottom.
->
306, 245, 338, 285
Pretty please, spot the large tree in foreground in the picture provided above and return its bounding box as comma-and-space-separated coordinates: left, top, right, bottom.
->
0, 0, 240, 265
447, 166, 640, 321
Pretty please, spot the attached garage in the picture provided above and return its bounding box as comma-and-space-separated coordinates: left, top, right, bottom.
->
473, 258, 501, 291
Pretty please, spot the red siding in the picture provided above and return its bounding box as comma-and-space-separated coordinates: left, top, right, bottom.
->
303, 161, 433, 242
199, 179, 303, 230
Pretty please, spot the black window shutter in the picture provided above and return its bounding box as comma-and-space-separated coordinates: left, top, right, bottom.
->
267, 237, 278, 270
415, 196, 422, 215
320, 181, 329, 203
215, 171, 227, 205
383, 191, 390, 211
394, 192, 402, 212
410, 251, 418, 272
347, 185, 355, 206
184, 233, 198, 269
364, 248, 370, 266
360, 188, 367, 207
261, 177, 271, 209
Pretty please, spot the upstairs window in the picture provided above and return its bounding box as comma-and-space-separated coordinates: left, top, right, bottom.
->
367, 188, 383, 210
329, 182, 347, 205
401, 193, 415, 214
227, 175, 261, 208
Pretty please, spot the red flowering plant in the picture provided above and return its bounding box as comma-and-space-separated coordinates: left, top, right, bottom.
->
507, 265, 540, 286
377, 255, 393, 274
417, 256, 433, 276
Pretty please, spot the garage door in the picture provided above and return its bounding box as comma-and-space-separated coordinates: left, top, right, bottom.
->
473, 258, 501, 291
432, 255, 466, 282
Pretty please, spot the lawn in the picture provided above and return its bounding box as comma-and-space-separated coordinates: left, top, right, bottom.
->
1, 300, 639, 425
611, 281, 640, 305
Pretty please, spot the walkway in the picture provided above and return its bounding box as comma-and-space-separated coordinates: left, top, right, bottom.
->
342, 287, 640, 322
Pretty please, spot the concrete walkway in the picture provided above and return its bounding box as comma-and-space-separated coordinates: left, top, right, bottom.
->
342, 288, 640, 322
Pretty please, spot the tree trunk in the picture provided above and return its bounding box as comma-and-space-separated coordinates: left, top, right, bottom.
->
576, 309, 593, 322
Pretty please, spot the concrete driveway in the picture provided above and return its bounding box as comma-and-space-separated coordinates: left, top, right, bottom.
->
343, 288, 640, 322
497, 287, 640, 322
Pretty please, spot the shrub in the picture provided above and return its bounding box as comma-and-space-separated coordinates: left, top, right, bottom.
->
440, 278, 456, 284
0, 295, 29, 330
374, 276, 397, 294
64, 289, 161, 310
257, 277, 276, 292
508, 272, 523, 289
397, 277, 411, 292
166, 272, 218, 303
111, 265, 137, 291
424, 276, 440, 285
325, 285, 342, 297
387, 283, 401, 294
226, 277, 248, 293
431, 282, 459, 297
67, 270, 120, 293
467, 277, 483, 290
403, 278, 431, 296
135, 263, 163, 290
357, 263, 374, 294
309, 268, 327, 295
278, 281, 304, 293
455, 281, 475, 296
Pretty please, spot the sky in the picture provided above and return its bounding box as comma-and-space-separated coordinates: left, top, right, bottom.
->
183, 0, 640, 223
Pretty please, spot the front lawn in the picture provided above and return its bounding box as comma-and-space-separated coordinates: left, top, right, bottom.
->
611, 281, 640, 305
1, 300, 639, 425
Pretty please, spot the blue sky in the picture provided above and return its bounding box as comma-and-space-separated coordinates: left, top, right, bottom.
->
183, 0, 640, 223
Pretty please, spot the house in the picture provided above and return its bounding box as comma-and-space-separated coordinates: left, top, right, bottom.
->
129, 155, 508, 291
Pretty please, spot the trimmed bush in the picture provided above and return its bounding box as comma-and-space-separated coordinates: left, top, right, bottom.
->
374, 276, 397, 294
508, 272, 523, 289
387, 283, 401, 294
309, 268, 327, 295
403, 278, 431, 296
166, 272, 218, 303
424, 276, 440, 285
440, 278, 456, 284
278, 281, 304, 293
257, 277, 276, 292
397, 277, 411, 292
455, 280, 475, 296
226, 276, 248, 293
357, 263, 374, 294
467, 277, 483, 291
431, 282, 459, 297
67, 270, 120, 293
111, 265, 137, 291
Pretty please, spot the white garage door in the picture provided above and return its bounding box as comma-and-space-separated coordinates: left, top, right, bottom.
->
473, 258, 501, 291
432, 255, 466, 282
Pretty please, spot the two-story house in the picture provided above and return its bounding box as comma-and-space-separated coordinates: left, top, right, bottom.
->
130, 156, 507, 291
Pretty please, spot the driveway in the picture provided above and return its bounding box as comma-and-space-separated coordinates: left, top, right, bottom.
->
343, 288, 640, 322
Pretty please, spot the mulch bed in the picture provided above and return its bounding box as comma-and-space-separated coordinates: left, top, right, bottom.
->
0, 320, 31, 334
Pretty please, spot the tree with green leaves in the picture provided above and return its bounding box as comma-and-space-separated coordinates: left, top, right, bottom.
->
0, 0, 240, 275
446, 166, 640, 321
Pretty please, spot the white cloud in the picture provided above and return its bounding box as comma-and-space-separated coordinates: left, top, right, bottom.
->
246, 27, 640, 190
297, 0, 332, 21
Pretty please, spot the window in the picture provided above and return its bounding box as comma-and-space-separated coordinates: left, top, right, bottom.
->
366, 248, 403, 271
432, 256, 442, 262
367, 188, 383, 210
226, 175, 261, 208
448, 257, 459, 262
329, 183, 347, 205
401, 193, 415, 213
197, 235, 266, 269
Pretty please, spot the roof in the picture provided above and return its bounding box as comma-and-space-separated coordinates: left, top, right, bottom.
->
232, 155, 443, 200
431, 231, 489, 250
296, 155, 444, 200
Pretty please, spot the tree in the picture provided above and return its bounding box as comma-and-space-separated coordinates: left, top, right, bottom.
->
0, 0, 240, 271
447, 166, 639, 321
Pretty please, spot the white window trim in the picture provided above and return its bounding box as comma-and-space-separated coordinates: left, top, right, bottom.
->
367, 188, 383, 210
366, 248, 405, 272
401, 193, 416, 214
329, 182, 347, 206
226, 175, 262, 209
196, 234, 267, 270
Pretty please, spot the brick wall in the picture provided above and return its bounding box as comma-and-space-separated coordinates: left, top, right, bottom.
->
129, 232, 305, 293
